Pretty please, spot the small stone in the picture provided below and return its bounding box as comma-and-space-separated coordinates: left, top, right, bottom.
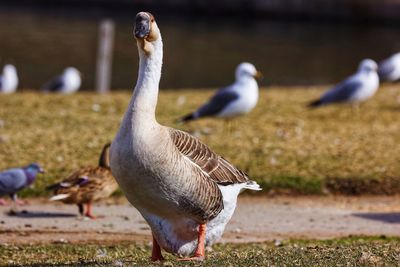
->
176, 95, 186, 106
274, 239, 283, 247
233, 228, 242, 233
54, 238, 68, 244
92, 103, 101, 112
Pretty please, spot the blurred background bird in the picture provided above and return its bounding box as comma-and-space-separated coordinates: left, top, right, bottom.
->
42, 67, 82, 94
0, 64, 18, 94
179, 62, 262, 123
0, 163, 44, 213
46, 143, 118, 219
378, 52, 400, 83
308, 59, 379, 108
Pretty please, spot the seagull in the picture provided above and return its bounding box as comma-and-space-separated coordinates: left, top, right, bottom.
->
42, 67, 82, 94
378, 52, 400, 82
46, 144, 118, 219
110, 12, 261, 262
179, 63, 262, 122
308, 59, 379, 108
0, 163, 44, 211
0, 64, 18, 94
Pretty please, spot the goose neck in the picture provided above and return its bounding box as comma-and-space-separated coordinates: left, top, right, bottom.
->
130, 39, 163, 123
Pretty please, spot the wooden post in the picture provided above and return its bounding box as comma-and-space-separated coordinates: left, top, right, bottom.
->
96, 19, 115, 93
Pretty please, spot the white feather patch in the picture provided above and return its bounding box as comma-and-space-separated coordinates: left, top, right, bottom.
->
49, 194, 70, 201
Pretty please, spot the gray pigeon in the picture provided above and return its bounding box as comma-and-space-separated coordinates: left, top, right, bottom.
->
0, 163, 44, 209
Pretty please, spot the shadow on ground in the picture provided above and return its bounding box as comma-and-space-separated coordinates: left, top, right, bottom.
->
6, 210, 76, 218
352, 212, 400, 224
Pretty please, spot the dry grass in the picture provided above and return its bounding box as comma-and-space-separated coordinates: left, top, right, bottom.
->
0, 85, 400, 196
1, 237, 400, 266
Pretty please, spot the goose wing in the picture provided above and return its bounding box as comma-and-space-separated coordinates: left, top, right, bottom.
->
169, 128, 249, 185
168, 128, 252, 222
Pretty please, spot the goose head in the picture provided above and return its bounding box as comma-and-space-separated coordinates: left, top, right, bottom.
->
235, 62, 263, 82
134, 12, 160, 56
358, 59, 378, 73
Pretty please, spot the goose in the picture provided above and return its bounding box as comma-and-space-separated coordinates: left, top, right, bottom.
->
47, 144, 118, 219
0, 64, 18, 94
0, 163, 44, 211
308, 59, 379, 108
378, 52, 400, 82
42, 67, 82, 94
110, 12, 261, 261
179, 62, 262, 122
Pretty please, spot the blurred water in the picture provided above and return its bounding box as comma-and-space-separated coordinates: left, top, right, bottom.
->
0, 8, 399, 90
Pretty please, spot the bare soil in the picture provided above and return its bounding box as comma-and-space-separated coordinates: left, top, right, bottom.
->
0, 196, 399, 245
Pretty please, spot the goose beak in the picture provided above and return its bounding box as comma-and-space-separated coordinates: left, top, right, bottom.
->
253, 71, 263, 81
135, 12, 151, 39
39, 168, 45, 173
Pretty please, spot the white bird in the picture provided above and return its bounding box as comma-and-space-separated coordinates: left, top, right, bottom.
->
42, 67, 82, 94
110, 12, 261, 262
0, 64, 18, 94
309, 59, 379, 108
180, 62, 262, 122
378, 52, 400, 82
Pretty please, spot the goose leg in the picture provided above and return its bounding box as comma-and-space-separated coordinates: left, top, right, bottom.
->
151, 234, 164, 261
178, 223, 206, 261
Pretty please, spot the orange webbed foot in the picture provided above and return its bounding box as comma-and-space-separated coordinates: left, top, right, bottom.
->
178, 223, 206, 262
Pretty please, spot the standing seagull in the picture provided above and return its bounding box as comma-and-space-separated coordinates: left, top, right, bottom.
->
180, 62, 262, 122
42, 67, 82, 94
309, 59, 379, 108
378, 52, 400, 82
110, 12, 261, 261
0, 163, 44, 211
0, 64, 18, 94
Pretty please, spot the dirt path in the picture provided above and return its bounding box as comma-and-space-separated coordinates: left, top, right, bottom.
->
0, 196, 399, 245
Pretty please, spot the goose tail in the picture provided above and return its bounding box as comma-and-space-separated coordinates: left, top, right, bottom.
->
243, 181, 262, 191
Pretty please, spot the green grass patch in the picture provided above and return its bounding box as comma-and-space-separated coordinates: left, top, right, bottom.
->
1, 236, 399, 266
0, 86, 400, 197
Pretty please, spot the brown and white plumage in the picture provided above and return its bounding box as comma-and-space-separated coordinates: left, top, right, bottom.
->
110, 12, 260, 261
47, 144, 118, 218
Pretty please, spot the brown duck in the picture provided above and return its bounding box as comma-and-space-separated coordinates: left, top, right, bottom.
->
47, 143, 118, 219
